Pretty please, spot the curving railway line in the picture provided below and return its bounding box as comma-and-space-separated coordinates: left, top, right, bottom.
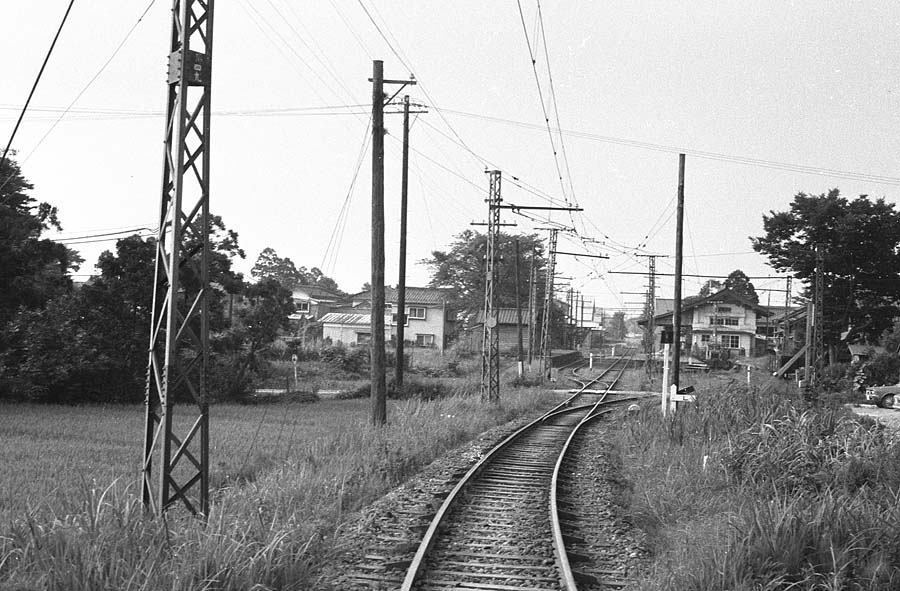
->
397, 351, 641, 591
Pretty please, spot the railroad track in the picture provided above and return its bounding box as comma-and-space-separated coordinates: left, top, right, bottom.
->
398, 352, 640, 591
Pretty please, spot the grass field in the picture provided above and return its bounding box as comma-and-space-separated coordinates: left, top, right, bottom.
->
0, 387, 556, 589
0, 399, 382, 524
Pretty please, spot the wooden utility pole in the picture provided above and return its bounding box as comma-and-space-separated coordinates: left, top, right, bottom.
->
370, 60, 387, 426
540, 229, 558, 378
672, 154, 685, 390
515, 239, 524, 376
527, 246, 537, 367
395, 95, 410, 389
368, 62, 415, 426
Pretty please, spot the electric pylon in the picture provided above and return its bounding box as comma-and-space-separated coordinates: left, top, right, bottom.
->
807, 244, 826, 398
143, 0, 214, 516
638, 255, 658, 375
540, 229, 559, 378
480, 170, 501, 402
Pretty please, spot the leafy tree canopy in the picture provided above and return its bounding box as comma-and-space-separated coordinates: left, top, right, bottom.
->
422, 230, 546, 316
723, 269, 758, 303
0, 155, 81, 323
752, 189, 900, 342
251, 247, 340, 292
698, 279, 723, 297
606, 311, 627, 342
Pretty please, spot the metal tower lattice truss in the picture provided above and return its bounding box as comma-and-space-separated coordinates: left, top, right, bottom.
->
808, 245, 826, 394
640, 255, 657, 370
143, 0, 214, 516
480, 171, 502, 402
540, 229, 558, 378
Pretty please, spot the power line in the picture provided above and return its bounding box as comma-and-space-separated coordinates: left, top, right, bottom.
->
515, 0, 569, 205
4, 0, 157, 183
51, 226, 154, 243
1, 0, 76, 179
432, 107, 900, 186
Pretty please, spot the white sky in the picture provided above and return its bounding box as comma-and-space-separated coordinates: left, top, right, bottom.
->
3, 1, 898, 314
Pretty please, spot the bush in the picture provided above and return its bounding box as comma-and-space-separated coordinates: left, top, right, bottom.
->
860, 352, 900, 387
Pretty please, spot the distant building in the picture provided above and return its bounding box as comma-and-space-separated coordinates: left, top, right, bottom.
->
641, 288, 772, 357
474, 308, 530, 351
337, 286, 456, 350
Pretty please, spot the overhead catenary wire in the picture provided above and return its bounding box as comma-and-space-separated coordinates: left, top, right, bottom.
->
1, 0, 77, 188
432, 107, 900, 186
515, 0, 570, 206
2, 0, 158, 193
321, 119, 372, 275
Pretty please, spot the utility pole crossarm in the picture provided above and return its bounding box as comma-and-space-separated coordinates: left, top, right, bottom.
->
499, 204, 583, 212
551, 250, 609, 259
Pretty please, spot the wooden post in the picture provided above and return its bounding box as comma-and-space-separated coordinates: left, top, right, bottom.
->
515, 238, 524, 376
395, 95, 410, 389
370, 60, 387, 426
672, 154, 685, 390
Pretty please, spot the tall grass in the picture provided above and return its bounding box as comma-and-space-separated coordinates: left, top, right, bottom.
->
0, 388, 553, 590
616, 381, 900, 590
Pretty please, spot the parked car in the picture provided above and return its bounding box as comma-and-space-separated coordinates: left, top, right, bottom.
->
865, 384, 900, 409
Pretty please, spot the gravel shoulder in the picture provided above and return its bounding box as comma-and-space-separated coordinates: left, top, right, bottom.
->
849, 403, 900, 431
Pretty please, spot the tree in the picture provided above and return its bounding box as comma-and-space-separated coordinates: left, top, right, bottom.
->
423, 230, 546, 317
0, 236, 155, 402
752, 189, 900, 344
252, 247, 300, 289
251, 247, 340, 292
723, 270, 758, 303
698, 279, 723, 297
0, 155, 81, 325
214, 278, 295, 399
606, 311, 627, 342
1, 219, 247, 401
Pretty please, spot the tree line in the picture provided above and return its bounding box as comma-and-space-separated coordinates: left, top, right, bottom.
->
0, 157, 326, 403
3, 150, 899, 402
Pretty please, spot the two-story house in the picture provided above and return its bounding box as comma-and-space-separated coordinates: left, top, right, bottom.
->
322, 286, 455, 350
644, 288, 772, 357
290, 285, 344, 321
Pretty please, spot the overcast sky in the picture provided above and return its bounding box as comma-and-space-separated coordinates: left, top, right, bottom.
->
3, 1, 898, 313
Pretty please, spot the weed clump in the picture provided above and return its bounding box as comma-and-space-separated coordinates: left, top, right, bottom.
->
615, 383, 900, 590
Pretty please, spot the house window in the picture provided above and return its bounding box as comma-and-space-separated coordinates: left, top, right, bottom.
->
416, 334, 435, 347
721, 334, 740, 348
297, 301, 310, 313
709, 317, 739, 326
407, 307, 426, 320
700, 334, 711, 343
356, 332, 371, 345
717, 306, 732, 313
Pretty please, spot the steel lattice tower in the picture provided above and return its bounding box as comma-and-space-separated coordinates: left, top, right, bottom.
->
143, 0, 214, 516
642, 255, 657, 375
810, 244, 826, 391
540, 229, 558, 378
480, 171, 501, 402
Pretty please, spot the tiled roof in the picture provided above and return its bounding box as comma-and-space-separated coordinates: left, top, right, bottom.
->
319, 312, 371, 326
292, 285, 344, 301
349, 286, 451, 306
475, 308, 530, 325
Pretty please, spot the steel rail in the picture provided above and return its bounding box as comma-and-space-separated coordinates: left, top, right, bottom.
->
399, 401, 595, 591
400, 351, 637, 590
541, 349, 634, 419
549, 352, 635, 590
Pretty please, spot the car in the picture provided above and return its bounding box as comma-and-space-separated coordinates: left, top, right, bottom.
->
865, 384, 900, 409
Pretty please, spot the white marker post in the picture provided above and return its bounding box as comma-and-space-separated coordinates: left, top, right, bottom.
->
661, 342, 670, 416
